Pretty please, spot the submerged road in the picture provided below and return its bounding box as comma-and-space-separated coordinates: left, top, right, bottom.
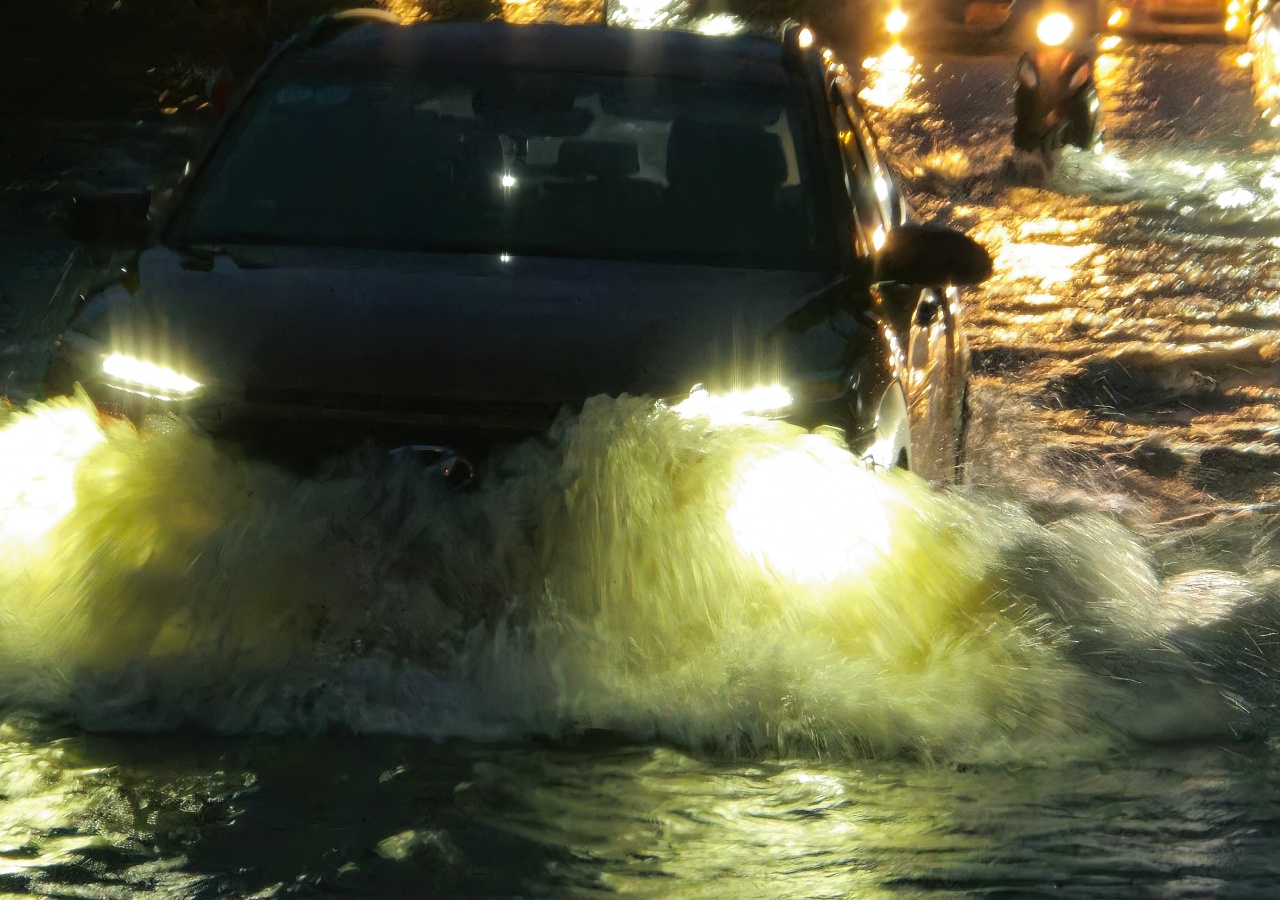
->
861, 38, 1280, 523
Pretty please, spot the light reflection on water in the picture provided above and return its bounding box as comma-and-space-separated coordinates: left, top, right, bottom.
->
5, 724, 1280, 897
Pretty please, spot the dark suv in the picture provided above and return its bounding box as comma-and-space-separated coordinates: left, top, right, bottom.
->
45, 11, 991, 483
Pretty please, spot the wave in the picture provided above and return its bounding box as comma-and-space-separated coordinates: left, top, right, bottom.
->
0, 395, 1274, 758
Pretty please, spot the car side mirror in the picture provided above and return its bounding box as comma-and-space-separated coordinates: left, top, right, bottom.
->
874, 223, 993, 287
63, 191, 152, 246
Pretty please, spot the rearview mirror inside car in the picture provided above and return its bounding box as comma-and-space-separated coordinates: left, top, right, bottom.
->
63, 191, 152, 247
874, 223, 993, 287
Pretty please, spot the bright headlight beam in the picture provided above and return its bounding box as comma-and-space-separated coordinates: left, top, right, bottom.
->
0, 401, 106, 544
728, 438, 892, 586
101, 353, 202, 398
1037, 12, 1074, 45
885, 8, 908, 35
673, 385, 793, 426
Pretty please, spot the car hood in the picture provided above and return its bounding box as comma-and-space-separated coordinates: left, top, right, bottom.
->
73, 246, 838, 410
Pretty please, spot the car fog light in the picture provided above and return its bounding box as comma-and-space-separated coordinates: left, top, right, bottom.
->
101, 353, 203, 399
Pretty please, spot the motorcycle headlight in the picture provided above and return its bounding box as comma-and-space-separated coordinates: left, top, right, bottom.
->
101, 352, 203, 400
1036, 12, 1075, 46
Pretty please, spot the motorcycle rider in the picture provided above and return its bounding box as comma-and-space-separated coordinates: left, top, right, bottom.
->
1012, 0, 1102, 159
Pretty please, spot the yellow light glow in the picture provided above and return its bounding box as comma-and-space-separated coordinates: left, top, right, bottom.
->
1100, 34, 1122, 51
1037, 12, 1075, 46
798, 27, 814, 48
673, 385, 793, 426
994, 238, 1096, 286
1225, 14, 1240, 31
1238, 51, 1254, 66
1107, 7, 1126, 26
728, 437, 892, 585
0, 400, 106, 544
102, 353, 202, 398
872, 225, 887, 251
693, 13, 745, 34
885, 7, 909, 35
859, 43, 920, 110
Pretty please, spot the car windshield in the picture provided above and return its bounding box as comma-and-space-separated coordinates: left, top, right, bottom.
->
172, 64, 834, 270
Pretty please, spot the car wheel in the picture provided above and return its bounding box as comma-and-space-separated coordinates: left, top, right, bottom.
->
952, 384, 971, 485
864, 383, 912, 473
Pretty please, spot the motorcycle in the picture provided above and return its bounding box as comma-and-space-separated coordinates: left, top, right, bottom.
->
1013, 4, 1101, 163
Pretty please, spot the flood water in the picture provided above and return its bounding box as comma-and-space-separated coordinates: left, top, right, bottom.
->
3, 24, 1280, 900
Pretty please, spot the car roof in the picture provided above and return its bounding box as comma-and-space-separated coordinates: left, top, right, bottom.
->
284, 21, 796, 86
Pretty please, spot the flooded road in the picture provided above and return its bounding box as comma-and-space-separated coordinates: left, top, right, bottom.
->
4, 26, 1280, 900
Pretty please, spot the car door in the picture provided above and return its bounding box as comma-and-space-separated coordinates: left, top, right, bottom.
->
829, 72, 963, 483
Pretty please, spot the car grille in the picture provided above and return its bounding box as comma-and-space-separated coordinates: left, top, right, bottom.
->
237, 388, 567, 430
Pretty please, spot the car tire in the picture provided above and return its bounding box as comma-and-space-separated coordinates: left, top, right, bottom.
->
865, 382, 912, 473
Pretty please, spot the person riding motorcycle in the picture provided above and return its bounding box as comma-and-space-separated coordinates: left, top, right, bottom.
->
1013, 0, 1102, 160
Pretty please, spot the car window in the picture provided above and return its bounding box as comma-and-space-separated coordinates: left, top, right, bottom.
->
172, 65, 836, 271
843, 91, 903, 225
830, 97, 885, 257
832, 77, 903, 227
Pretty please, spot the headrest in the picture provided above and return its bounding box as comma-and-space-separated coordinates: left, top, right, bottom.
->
555, 140, 640, 179
665, 120, 788, 191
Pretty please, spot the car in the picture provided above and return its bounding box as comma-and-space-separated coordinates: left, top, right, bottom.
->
879, 0, 1075, 53
43, 10, 992, 485
1104, 0, 1248, 40
1250, 0, 1280, 125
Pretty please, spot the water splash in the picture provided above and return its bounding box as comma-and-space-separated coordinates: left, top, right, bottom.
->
0, 395, 1271, 757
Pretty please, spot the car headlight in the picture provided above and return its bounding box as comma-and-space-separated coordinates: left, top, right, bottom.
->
728, 434, 892, 585
1036, 12, 1075, 46
672, 384, 794, 425
101, 352, 203, 400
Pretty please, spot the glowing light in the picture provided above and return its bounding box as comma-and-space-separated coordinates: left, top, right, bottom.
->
1100, 34, 1122, 51
1036, 12, 1075, 46
378, 1, 426, 22
860, 43, 921, 110
1239, 51, 1254, 66
0, 400, 106, 544
1225, 14, 1240, 32
1107, 7, 1126, 26
1216, 187, 1256, 209
101, 353, 202, 398
1098, 152, 1130, 175
875, 177, 891, 200
885, 7, 908, 35
693, 13, 744, 34
673, 385, 793, 426
501, 173, 517, 188
995, 239, 1095, 287
499, 252, 513, 263
797, 27, 814, 48
728, 437, 892, 585
872, 225, 887, 251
